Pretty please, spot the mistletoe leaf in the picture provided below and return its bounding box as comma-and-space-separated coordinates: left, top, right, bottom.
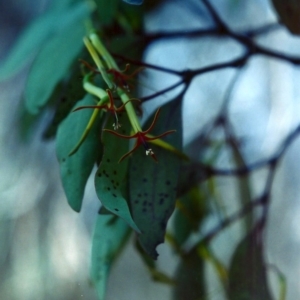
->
24, 3, 92, 115
43, 64, 86, 138
173, 187, 207, 247
91, 214, 131, 300
129, 94, 183, 259
0, 2, 91, 81
173, 247, 205, 300
56, 94, 102, 212
228, 226, 273, 300
95, 112, 140, 233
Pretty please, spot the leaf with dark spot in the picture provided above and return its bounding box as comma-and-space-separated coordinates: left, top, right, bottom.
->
24, 3, 91, 115
129, 93, 183, 259
228, 225, 273, 300
95, 111, 140, 232
56, 94, 102, 212
43, 63, 86, 138
91, 214, 131, 300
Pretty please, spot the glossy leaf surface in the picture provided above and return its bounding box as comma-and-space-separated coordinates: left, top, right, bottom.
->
95, 111, 140, 233
91, 214, 131, 300
56, 94, 102, 212
129, 94, 183, 259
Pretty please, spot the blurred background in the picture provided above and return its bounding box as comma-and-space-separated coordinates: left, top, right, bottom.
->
1, 0, 300, 299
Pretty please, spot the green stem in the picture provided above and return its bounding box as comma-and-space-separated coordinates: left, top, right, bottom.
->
117, 88, 142, 133
89, 33, 119, 70
83, 37, 114, 89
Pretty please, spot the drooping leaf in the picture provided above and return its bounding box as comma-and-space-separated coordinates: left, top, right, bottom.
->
176, 161, 209, 197
24, 3, 92, 115
228, 226, 273, 300
94, 111, 140, 233
0, 2, 91, 81
56, 94, 102, 212
91, 214, 131, 300
173, 247, 205, 300
129, 93, 183, 259
134, 239, 175, 285
43, 64, 86, 138
173, 187, 207, 247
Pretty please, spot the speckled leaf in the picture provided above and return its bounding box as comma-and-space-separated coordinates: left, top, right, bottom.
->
24, 3, 91, 114
173, 247, 205, 300
56, 94, 102, 212
129, 94, 183, 259
95, 112, 140, 233
0, 2, 90, 81
43, 64, 85, 138
228, 227, 273, 300
91, 214, 131, 300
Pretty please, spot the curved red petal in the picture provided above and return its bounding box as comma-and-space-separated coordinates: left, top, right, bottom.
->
144, 130, 176, 141
143, 108, 161, 134
103, 129, 138, 139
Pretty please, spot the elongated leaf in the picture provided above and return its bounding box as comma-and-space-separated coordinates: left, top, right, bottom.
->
173, 248, 205, 300
173, 187, 207, 247
43, 64, 86, 138
0, 2, 91, 81
95, 112, 140, 233
228, 227, 273, 300
129, 94, 183, 259
24, 3, 91, 115
134, 239, 175, 285
176, 161, 209, 197
91, 214, 131, 300
56, 94, 102, 212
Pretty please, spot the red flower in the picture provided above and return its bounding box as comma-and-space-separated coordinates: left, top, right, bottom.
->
74, 89, 139, 130
107, 64, 144, 92
104, 108, 176, 162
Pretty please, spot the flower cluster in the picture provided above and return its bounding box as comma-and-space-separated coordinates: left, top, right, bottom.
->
70, 33, 176, 162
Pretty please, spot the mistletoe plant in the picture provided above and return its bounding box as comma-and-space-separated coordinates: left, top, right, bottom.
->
2, 0, 295, 299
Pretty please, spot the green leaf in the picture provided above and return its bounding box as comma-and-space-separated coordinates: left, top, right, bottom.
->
24, 3, 91, 115
134, 239, 175, 285
173, 247, 205, 300
43, 64, 85, 138
176, 161, 209, 197
94, 0, 119, 26
129, 94, 183, 259
173, 187, 207, 247
228, 227, 273, 300
0, 2, 91, 81
94, 111, 140, 233
91, 214, 131, 300
56, 94, 102, 212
